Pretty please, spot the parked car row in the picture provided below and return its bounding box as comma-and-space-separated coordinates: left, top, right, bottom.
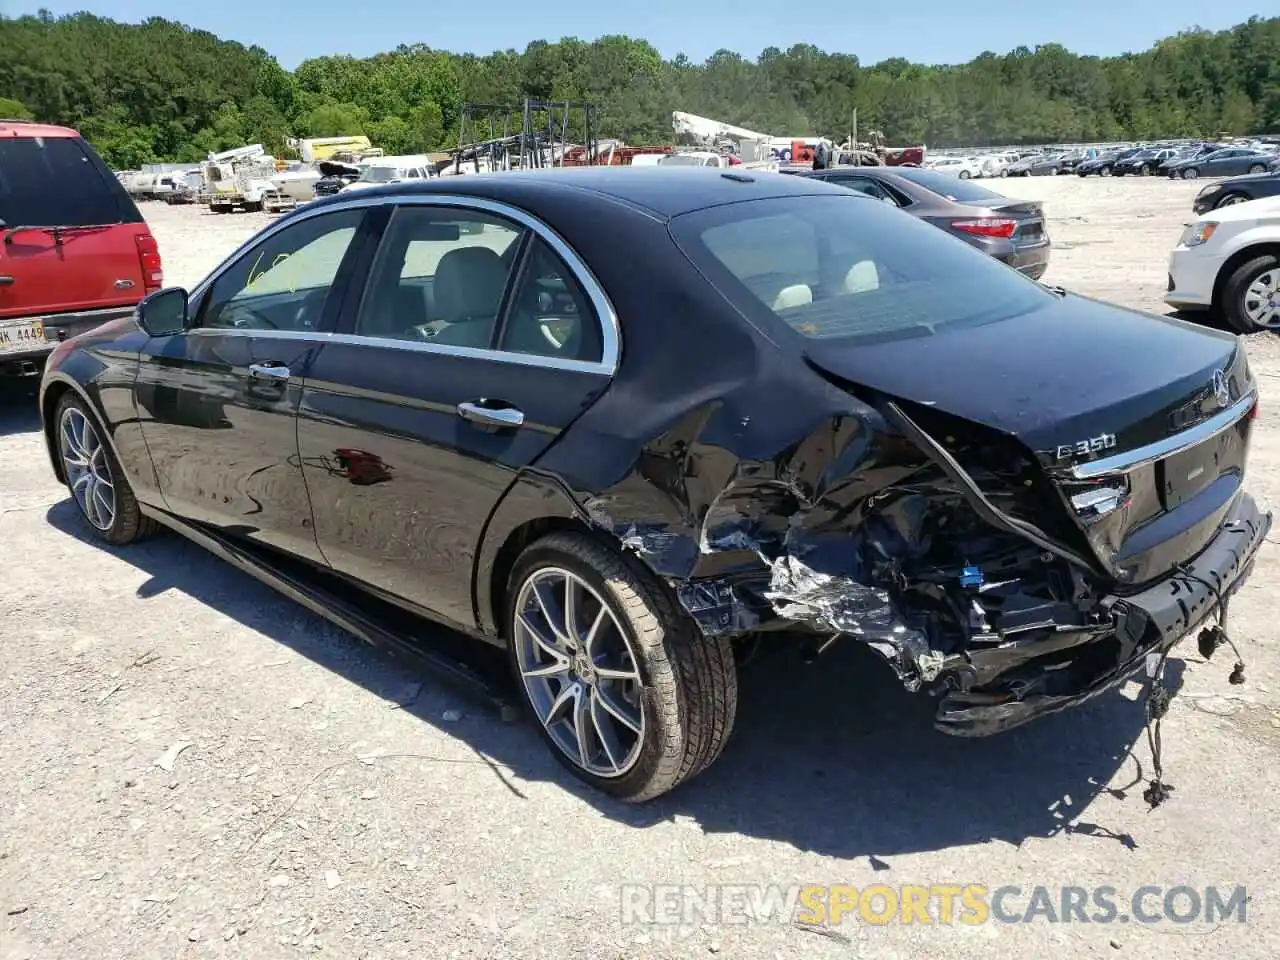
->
1076, 142, 1279, 179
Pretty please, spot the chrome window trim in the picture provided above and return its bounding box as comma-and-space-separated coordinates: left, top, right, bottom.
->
185, 192, 621, 376
1070, 391, 1257, 480
187, 327, 613, 375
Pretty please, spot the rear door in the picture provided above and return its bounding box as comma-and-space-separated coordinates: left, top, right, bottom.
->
297, 198, 616, 630
0, 134, 149, 319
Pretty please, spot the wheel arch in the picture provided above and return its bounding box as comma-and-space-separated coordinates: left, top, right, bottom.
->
1212, 242, 1280, 311
40, 375, 84, 484
474, 472, 650, 643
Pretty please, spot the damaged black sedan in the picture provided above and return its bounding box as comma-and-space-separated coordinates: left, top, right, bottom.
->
39, 168, 1270, 802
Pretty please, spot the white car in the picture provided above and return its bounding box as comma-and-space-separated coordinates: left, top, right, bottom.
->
342, 156, 434, 192
930, 156, 984, 180
1165, 195, 1280, 333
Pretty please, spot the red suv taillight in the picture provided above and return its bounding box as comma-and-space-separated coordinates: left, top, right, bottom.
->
135, 233, 163, 292
951, 218, 1018, 239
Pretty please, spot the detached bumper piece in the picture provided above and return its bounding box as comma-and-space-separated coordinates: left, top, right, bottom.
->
934, 492, 1271, 736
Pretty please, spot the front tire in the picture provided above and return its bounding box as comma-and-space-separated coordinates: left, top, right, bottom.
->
56, 395, 156, 545
1220, 255, 1280, 334
506, 531, 737, 802
1249, 164, 1266, 174
1183, 167, 1200, 180
1216, 192, 1248, 209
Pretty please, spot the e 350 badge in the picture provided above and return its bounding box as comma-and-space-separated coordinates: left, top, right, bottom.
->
1056, 432, 1118, 461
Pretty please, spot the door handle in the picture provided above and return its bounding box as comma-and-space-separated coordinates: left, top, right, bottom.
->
248, 362, 291, 380
457, 400, 524, 428
0, 275, 13, 286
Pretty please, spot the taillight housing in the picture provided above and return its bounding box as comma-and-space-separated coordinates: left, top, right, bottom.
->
951, 218, 1018, 239
135, 233, 163, 292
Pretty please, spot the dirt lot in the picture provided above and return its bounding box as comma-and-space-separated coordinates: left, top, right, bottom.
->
4, 177, 1280, 959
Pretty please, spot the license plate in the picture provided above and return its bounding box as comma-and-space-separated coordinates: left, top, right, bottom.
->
0, 319, 46, 354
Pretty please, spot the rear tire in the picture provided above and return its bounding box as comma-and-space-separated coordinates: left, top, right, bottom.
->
958, 170, 970, 180
1249, 164, 1266, 175
1183, 168, 1200, 180
1100, 165, 1112, 176
55, 394, 157, 546
1219, 254, 1280, 334
506, 531, 737, 802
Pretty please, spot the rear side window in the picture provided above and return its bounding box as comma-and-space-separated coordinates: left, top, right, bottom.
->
0, 136, 141, 226
671, 195, 1052, 344
890, 167, 1006, 203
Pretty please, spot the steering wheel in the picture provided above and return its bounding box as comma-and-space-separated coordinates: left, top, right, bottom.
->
292, 288, 329, 331
222, 302, 278, 330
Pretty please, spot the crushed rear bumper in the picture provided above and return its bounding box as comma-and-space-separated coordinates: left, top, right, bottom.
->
934, 490, 1270, 735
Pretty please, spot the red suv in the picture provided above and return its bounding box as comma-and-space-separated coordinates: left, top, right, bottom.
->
0, 120, 162, 375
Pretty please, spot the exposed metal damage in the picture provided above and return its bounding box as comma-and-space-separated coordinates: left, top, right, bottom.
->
580, 384, 1271, 736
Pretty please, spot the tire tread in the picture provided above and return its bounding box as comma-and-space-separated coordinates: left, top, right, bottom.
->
510, 531, 737, 802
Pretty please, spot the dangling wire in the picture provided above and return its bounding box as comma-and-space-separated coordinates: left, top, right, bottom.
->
1142, 562, 1249, 810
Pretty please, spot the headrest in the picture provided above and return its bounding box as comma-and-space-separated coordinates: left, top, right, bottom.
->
434, 246, 509, 323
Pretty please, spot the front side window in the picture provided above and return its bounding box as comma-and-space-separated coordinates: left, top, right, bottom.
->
671, 195, 1053, 345
355, 206, 524, 348
199, 209, 364, 332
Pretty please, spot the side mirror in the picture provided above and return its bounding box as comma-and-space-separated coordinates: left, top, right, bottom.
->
136, 287, 189, 337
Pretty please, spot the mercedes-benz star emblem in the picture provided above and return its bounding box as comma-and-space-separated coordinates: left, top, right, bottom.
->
1211, 369, 1230, 407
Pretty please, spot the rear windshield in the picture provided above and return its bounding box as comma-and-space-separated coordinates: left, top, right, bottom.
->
0, 136, 141, 226
670, 194, 1053, 345
887, 167, 1006, 203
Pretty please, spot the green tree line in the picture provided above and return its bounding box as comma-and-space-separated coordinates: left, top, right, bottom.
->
1, 9, 1278, 170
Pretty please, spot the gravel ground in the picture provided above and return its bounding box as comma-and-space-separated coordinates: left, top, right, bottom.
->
3, 177, 1280, 959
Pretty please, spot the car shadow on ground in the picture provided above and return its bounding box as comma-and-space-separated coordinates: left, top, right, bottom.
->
0, 377, 41, 436
46, 499, 1186, 863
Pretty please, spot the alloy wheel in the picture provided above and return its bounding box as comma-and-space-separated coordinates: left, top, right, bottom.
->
1218, 194, 1247, 208
513, 567, 645, 778
59, 406, 116, 531
1243, 269, 1280, 329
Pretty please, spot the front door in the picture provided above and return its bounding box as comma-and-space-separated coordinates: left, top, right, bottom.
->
297, 199, 616, 630
135, 207, 371, 563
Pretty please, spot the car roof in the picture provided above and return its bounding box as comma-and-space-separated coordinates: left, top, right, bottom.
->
301, 166, 840, 220
0, 119, 80, 139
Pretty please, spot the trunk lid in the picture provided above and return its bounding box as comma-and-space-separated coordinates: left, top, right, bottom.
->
804, 293, 1254, 585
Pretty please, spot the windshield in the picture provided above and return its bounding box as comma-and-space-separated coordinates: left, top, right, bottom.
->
359, 167, 399, 183
890, 167, 1006, 203
660, 154, 706, 167
670, 194, 1053, 345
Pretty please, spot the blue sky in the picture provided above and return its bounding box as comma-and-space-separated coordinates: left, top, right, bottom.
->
14, 2, 1266, 70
